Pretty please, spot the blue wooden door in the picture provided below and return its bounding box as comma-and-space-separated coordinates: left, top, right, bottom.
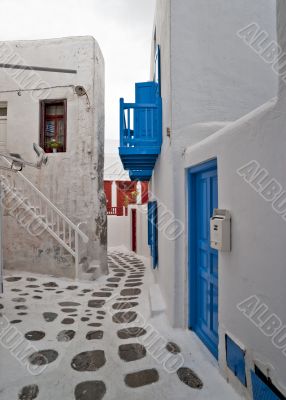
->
189, 160, 218, 359
135, 82, 160, 143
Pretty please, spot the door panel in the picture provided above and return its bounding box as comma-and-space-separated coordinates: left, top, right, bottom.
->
189, 161, 219, 359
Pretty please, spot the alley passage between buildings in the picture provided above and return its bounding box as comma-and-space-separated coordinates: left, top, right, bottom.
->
0, 251, 242, 400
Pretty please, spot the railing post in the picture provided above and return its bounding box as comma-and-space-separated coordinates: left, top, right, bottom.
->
127, 108, 130, 142
75, 231, 79, 280
120, 98, 124, 147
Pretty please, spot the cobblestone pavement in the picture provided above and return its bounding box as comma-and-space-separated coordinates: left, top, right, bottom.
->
0, 250, 243, 400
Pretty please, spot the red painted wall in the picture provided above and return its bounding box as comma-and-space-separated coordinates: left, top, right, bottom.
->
104, 180, 149, 215
116, 181, 137, 209
104, 181, 112, 211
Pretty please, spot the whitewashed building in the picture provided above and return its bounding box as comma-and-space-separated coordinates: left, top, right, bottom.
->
119, 0, 286, 398
0, 36, 107, 280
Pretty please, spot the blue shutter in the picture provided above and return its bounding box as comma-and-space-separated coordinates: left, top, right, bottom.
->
251, 371, 282, 400
147, 201, 158, 268
148, 201, 153, 246
225, 335, 246, 386
151, 201, 158, 268
148, 201, 158, 269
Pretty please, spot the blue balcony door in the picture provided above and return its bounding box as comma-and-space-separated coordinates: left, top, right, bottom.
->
188, 160, 219, 359
134, 82, 160, 144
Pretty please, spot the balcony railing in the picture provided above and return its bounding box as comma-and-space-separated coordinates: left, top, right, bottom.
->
107, 206, 127, 216
120, 101, 162, 149
119, 82, 162, 181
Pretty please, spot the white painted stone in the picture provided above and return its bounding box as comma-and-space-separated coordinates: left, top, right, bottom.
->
149, 283, 166, 317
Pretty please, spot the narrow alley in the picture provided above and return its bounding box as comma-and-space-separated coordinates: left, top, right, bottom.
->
0, 251, 241, 400
0, 1, 286, 399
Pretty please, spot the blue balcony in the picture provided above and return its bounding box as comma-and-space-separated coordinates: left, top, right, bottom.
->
119, 81, 162, 181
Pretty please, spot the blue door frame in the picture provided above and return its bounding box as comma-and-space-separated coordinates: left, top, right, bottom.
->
188, 159, 219, 359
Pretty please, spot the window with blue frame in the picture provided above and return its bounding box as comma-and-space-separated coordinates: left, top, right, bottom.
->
148, 201, 158, 268
154, 44, 161, 96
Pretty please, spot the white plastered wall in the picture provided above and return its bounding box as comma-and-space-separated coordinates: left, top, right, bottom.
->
150, 0, 278, 330
184, 1, 286, 397
0, 36, 107, 278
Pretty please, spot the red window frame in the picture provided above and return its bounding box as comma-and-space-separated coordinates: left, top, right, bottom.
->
40, 99, 67, 153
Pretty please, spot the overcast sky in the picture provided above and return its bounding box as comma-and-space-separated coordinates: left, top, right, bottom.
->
0, 0, 156, 147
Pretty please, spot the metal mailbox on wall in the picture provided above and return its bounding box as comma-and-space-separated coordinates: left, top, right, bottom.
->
210, 209, 231, 252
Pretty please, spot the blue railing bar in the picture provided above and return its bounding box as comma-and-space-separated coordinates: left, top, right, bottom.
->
122, 138, 159, 145
128, 108, 130, 141
123, 103, 158, 109
122, 137, 160, 144
122, 136, 160, 144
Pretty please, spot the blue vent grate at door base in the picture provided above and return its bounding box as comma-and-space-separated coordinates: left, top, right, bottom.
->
251, 370, 285, 400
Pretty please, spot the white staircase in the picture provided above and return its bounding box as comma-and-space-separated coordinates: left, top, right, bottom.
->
0, 157, 89, 279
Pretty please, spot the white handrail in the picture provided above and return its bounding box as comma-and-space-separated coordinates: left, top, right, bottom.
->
2, 156, 88, 243
1, 179, 77, 255
0, 156, 89, 278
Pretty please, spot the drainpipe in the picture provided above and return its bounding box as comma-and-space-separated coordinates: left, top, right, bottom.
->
277, 0, 286, 100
